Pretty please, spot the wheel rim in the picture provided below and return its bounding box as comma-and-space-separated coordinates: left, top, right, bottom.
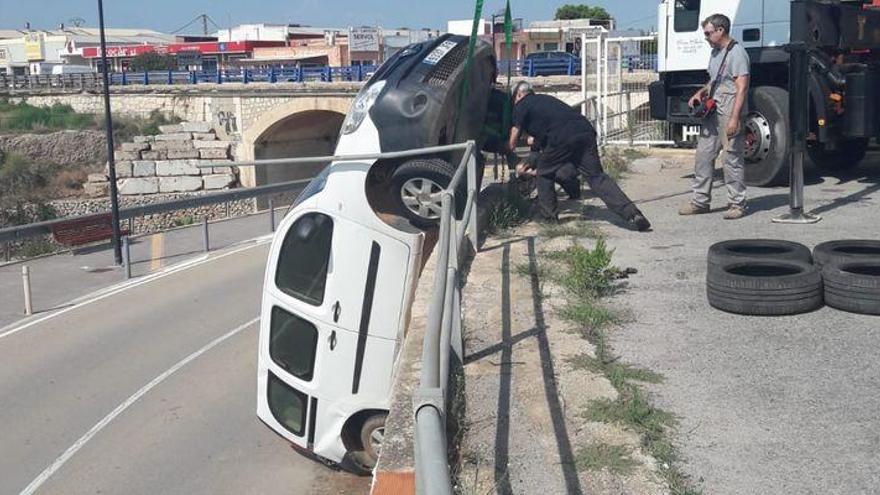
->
369, 427, 384, 455
744, 111, 772, 163
400, 178, 444, 220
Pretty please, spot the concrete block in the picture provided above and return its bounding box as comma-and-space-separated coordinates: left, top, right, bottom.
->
119, 177, 159, 195
192, 132, 217, 140
202, 173, 236, 190
179, 122, 214, 133
158, 124, 182, 134
211, 166, 233, 174
141, 150, 168, 160
166, 149, 201, 159
84, 181, 109, 198
154, 132, 193, 141
132, 160, 156, 177
114, 150, 141, 161
156, 160, 201, 176
193, 140, 232, 149
159, 176, 203, 193
200, 148, 229, 160
121, 142, 149, 152
107, 161, 133, 178
87, 172, 107, 182
133, 135, 155, 143
151, 141, 193, 151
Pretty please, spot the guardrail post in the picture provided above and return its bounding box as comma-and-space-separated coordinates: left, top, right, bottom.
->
356, 64, 363, 81
167, 69, 173, 85
4, 242, 9, 262
202, 217, 210, 252
216, 68, 222, 84
122, 236, 132, 279
243, 69, 250, 84
568, 58, 575, 75
190, 71, 196, 84
268, 198, 276, 232
527, 59, 535, 77
22, 265, 33, 316
269, 67, 277, 83
467, 150, 479, 249
121, 71, 127, 85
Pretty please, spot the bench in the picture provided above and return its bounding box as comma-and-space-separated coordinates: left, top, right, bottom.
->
50, 213, 130, 247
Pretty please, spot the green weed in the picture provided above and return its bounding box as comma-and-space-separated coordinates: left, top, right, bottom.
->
576, 442, 638, 475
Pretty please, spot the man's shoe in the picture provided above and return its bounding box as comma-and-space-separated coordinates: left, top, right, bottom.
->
678, 202, 710, 215
629, 213, 652, 232
723, 204, 747, 220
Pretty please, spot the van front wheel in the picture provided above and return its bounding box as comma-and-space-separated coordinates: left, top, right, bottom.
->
349, 413, 387, 474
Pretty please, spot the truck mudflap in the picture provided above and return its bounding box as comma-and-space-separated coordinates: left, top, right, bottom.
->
649, 80, 667, 121
843, 66, 880, 138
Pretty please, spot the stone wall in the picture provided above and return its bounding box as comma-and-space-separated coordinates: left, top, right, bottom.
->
85, 121, 239, 197
0, 130, 107, 166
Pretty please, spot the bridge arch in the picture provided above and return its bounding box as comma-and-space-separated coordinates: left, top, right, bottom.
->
239, 97, 352, 188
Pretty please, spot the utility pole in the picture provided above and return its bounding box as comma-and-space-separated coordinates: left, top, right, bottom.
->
97, 0, 123, 264
202, 14, 209, 36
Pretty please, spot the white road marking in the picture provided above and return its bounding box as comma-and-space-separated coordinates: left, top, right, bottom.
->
0, 236, 272, 342
18, 316, 260, 495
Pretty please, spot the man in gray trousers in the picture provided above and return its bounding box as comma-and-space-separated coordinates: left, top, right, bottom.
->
680, 13, 751, 220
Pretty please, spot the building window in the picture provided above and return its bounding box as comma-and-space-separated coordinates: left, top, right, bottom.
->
544, 42, 559, 51
674, 0, 702, 33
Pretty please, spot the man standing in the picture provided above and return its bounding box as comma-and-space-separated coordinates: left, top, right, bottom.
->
680, 13, 751, 219
508, 81, 651, 231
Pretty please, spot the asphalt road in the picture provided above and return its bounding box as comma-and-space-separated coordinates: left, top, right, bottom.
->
600, 150, 880, 494
0, 242, 366, 495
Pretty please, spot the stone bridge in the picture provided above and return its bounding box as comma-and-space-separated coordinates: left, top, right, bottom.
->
8, 80, 585, 188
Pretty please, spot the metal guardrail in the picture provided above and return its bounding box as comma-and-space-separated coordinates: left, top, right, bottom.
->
412, 141, 478, 494
0, 178, 312, 244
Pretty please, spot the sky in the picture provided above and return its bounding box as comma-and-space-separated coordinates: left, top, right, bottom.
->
0, 0, 662, 34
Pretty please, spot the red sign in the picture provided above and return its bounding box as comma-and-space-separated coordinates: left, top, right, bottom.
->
81, 40, 285, 59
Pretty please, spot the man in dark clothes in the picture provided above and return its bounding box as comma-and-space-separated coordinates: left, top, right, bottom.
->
508, 81, 651, 231
516, 136, 582, 202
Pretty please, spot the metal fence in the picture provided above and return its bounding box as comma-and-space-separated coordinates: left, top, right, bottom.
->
582, 34, 674, 147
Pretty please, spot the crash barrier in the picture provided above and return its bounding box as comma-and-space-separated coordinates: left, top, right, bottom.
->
705, 239, 880, 316
0, 178, 312, 256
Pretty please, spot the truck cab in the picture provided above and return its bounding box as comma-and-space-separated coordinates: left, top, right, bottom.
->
650, 0, 880, 186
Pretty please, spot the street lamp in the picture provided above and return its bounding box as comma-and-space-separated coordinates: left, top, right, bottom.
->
97, 0, 123, 265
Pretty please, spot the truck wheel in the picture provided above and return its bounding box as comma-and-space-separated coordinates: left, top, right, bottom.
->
744, 86, 790, 187
390, 158, 463, 228
807, 138, 869, 172
349, 413, 387, 473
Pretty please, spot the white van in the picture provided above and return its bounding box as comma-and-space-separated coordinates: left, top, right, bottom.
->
256, 161, 425, 473
257, 33, 491, 473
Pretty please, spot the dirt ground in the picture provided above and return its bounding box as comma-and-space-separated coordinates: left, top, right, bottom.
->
458, 147, 880, 494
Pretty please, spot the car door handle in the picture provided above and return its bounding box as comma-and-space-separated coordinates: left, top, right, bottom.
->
329, 330, 337, 351
332, 301, 341, 323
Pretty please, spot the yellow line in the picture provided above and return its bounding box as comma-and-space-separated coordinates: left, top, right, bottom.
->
150, 233, 165, 271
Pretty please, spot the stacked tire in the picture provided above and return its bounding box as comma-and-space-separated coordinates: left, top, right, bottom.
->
706, 239, 880, 316
815, 240, 880, 315
707, 240, 821, 316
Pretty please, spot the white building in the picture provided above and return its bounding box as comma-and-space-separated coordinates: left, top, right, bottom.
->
447, 19, 491, 36
0, 27, 175, 75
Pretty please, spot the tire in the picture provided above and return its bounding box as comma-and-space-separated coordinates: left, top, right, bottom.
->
389, 158, 463, 228
813, 240, 880, 268
822, 262, 880, 315
706, 260, 823, 315
348, 413, 387, 474
806, 138, 869, 172
744, 86, 790, 187
707, 239, 812, 269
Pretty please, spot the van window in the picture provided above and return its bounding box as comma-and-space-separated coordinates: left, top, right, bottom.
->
674, 0, 702, 32
267, 372, 308, 436
275, 213, 333, 305
270, 306, 319, 381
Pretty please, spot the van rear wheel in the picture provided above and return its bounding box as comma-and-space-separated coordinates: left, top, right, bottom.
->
349, 413, 387, 474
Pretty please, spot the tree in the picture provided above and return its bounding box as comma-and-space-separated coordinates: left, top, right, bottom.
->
128, 52, 176, 72
555, 4, 612, 21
